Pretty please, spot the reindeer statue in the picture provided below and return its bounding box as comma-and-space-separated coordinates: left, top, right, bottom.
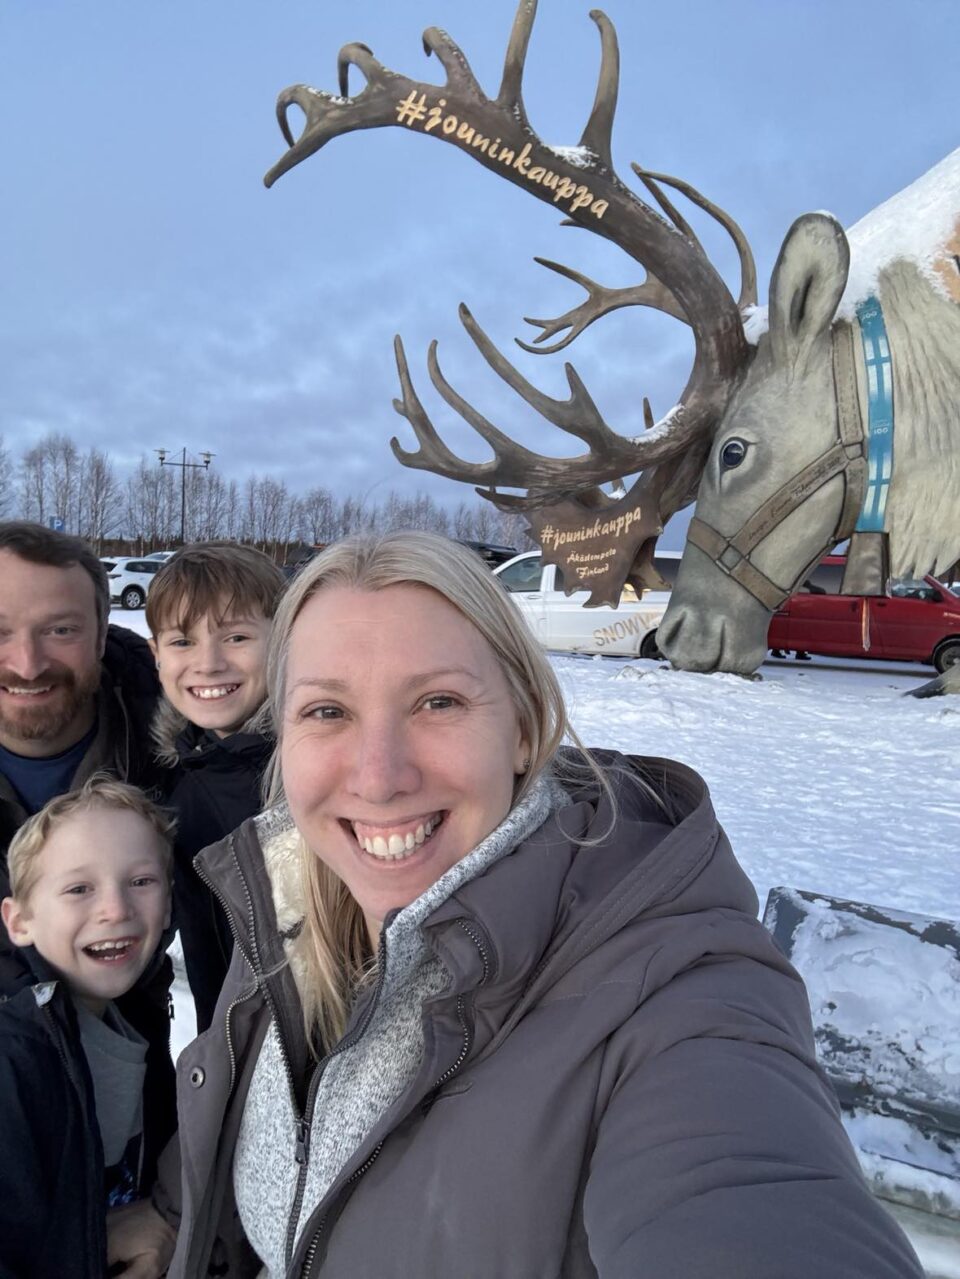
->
657, 155, 960, 687
264, 1, 960, 686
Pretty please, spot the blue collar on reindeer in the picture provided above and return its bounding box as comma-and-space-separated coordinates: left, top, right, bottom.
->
854, 295, 894, 533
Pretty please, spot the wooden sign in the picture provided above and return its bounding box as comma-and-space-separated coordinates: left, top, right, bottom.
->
524, 474, 665, 607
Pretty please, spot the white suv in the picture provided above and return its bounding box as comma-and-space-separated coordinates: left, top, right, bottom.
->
101, 556, 164, 610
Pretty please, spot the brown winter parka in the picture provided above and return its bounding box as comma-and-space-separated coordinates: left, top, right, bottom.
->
156, 752, 921, 1278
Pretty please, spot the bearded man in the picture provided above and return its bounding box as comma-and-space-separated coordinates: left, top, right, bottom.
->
0, 524, 162, 867
0, 521, 176, 1198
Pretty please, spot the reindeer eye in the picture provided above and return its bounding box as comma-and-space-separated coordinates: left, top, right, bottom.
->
720, 438, 748, 470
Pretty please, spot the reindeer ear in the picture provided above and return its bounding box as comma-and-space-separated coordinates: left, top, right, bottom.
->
768, 213, 850, 373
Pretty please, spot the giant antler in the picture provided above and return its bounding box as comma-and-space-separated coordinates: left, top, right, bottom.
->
518, 167, 757, 354
391, 304, 698, 492
265, 1, 752, 505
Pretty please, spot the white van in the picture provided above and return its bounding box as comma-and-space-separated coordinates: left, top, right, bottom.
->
493, 550, 681, 657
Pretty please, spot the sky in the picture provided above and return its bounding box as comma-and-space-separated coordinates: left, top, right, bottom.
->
1, 0, 957, 544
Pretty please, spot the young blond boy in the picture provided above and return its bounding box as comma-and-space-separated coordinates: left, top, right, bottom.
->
0, 776, 176, 1279
146, 542, 286, 1031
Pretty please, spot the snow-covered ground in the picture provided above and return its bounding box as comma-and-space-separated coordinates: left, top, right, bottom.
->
118, 605, 959, 1273
553, 650, 958, 921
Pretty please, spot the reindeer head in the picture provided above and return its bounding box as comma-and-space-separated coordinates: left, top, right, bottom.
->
264, 1, 756, 604
658, 214, 860, 673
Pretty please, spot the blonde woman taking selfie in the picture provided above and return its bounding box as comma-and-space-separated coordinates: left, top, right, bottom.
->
152, 532, 919, 1278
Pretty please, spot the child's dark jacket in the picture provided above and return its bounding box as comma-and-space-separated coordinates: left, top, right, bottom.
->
0, 946, 172, 1279
0, 626, 176, 1217
153, 699, 272, 1033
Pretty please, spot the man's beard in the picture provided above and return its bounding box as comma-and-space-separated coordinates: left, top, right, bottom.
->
0, 662, 101, 749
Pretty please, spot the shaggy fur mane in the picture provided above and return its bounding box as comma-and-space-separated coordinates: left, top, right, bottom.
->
877, 259, 960, 577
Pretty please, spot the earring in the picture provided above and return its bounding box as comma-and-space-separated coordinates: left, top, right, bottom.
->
521, 757, 531, 773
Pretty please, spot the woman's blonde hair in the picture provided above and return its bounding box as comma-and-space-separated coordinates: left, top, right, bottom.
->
265, 531, 571, 1050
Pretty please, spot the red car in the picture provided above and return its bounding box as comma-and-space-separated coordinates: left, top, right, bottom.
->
767, 556, 960, 672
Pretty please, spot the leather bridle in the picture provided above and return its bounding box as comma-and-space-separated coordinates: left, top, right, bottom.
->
685, 320, 868, 611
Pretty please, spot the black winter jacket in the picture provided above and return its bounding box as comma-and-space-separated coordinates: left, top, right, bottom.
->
152, 699, 273, 1032
0, 625, 175, 1185
0, 947, 171, 1279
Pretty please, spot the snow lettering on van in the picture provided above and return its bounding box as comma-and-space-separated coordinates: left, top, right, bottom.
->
593, 615, 642, 647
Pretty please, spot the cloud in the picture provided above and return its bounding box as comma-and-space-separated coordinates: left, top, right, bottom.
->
2, 0, 957, 523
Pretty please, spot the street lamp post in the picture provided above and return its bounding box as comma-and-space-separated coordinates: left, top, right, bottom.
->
155, 447, 214, 545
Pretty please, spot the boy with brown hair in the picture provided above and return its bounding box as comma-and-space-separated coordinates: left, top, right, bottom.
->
146, 542, 286, 1031
0, 776, 176, 1279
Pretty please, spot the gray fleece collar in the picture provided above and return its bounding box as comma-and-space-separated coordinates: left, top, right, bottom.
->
382, 772, 567, 958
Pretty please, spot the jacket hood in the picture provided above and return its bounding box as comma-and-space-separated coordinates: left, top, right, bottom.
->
419, 752, 748, 1019
150, 695, 274, 767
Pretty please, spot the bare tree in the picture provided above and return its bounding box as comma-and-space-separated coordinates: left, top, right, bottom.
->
452, 498, 526, 545
287, 495, 304, 545
451, 500, 499, 541
241, 476, 261, 545
380, 490, 449, 534
380, 491, 407, 532
242, 476, 297, 553
0, 436, 12, 517
197, 471, 231, 541
299, 485, 336, 544
334, 494, 378, 539
261, 479, 296, 550
157, 467, 178, 543
126, 457, 177, 548
124, 461, 150, 550
19, 444, 49, 525
452, 501, 475, 541
495, 510, 535, 550
182, 466, 227, 542
2, 433, 531, 559
15, 431, 89, 532
81, 448, 121, 547
466, 501, 500, 543
222, 479, 242, 541
44, 433, 80, 532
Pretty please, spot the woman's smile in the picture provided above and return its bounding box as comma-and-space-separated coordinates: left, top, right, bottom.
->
348, 812, 445, 861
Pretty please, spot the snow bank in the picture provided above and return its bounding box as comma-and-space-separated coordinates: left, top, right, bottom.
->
771, 891, 960, 1220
